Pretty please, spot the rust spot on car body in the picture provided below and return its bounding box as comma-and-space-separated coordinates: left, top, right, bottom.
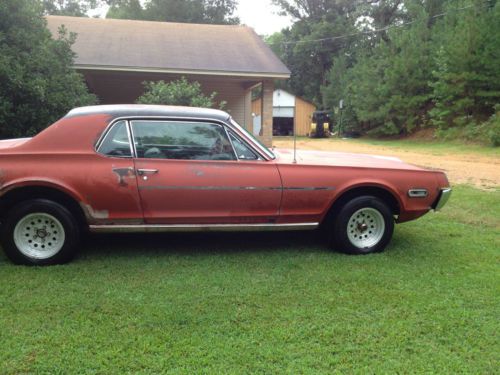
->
112, 167, 135, 186
81, 203, 110, 221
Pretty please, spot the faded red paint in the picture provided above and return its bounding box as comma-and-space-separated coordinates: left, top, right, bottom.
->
0, 108, 450, 227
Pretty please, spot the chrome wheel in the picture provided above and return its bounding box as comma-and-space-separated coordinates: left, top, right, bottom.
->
347, 207, 385, 248
13, 213, 66, 260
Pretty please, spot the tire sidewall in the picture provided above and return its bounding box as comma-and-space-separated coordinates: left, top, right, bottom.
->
1, 199, 80, 265
332, 196, 394, 255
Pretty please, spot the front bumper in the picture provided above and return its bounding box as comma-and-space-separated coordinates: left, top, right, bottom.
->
432, 188, 452, 211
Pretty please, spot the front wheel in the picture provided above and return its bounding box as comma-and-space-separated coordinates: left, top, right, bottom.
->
1, 199, 80, 265
329, 196, 394, 255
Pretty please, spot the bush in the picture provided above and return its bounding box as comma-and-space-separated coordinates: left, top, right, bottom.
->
0, 0, 97, 139
136, 77, 225, 109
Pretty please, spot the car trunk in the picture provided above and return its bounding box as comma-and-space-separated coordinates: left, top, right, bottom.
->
0, 138, 31, 151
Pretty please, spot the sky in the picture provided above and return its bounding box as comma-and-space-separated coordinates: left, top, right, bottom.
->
237, 0, 292, 35
89, 0, 293, 36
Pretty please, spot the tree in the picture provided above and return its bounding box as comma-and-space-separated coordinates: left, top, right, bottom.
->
429, 0, 500, 132
40, 0, 103, 16
323, 0, 500, 140
106, 0, 239, 24
345, 2, 435, 136
136, 77, 225, 108
0, 0, 97, 139
268, 0, 361, 105
106, 0, 144, 20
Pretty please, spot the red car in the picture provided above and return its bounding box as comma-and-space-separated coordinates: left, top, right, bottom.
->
0, 105, 451, 265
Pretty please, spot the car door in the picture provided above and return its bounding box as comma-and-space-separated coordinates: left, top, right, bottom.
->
130, 119, 282, 224
90, 120, 143, 224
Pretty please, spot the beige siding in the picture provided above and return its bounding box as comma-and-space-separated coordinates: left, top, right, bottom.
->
197, 79, 249, 129
81, 70, 263, 137
294, 97, 316, 136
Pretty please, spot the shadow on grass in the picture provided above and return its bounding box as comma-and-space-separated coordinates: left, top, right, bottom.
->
0, 226, 427, 265
79, 230, 328, 260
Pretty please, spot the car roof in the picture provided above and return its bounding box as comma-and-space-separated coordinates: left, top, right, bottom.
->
65, 104, 231, 122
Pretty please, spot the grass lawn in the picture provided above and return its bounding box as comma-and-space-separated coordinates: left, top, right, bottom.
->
0, 185, 498, 373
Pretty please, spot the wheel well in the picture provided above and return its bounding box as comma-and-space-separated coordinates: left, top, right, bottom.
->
323, 186, 400, 225
0, 186, 87, 229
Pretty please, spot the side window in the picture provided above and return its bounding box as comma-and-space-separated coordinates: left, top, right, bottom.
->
228, 131, 259, 160
98, 121, 132, 157
131, 121, 236, 161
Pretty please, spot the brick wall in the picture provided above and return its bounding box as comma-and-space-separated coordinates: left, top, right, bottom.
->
260, 80, 274, 147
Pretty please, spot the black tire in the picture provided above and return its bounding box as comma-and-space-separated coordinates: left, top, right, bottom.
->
0, 199, 80, 265
328, 195, 394, 255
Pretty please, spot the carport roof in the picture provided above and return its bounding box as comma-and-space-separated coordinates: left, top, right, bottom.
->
46, 16, 291, 79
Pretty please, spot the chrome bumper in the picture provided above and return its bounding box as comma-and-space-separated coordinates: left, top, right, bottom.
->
433, 188, 452, 211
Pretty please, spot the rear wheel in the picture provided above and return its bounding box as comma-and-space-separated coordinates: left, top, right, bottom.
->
329, 196, 394, 255
1, 199, 80, 265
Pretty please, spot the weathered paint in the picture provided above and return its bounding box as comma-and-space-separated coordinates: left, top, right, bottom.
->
81, 203, 110, 220
112, 167, 136, 186
0, 105, 450, 229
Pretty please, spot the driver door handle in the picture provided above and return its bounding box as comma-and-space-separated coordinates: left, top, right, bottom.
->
137, 169, 159, 176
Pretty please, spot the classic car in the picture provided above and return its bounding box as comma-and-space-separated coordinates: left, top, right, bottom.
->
0, 105, 451, 265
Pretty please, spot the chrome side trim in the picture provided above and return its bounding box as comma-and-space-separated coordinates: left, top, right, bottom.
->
128, 119, 138, 158
434, 188, 452, 211
137, 186, 335, 191
139, 185, 281, 191
125, 120, 135, 157
285, 187, 334, 191
89, 222, 319, 233
408, 188, 428, 198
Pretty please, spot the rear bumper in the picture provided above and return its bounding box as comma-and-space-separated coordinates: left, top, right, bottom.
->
432, 188, 452, 211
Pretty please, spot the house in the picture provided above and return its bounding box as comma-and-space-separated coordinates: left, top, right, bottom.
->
252, 89, 316, 136
45, 16, 290, 146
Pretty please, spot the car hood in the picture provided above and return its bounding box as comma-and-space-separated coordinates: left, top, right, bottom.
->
274, 148, 424, 171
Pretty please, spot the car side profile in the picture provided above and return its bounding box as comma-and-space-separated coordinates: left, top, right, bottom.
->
0, 105, 451, 265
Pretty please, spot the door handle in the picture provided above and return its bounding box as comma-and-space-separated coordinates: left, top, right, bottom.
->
137, 169, 159, 176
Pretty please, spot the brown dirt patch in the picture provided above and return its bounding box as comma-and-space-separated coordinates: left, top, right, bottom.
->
273, 138, 500, 190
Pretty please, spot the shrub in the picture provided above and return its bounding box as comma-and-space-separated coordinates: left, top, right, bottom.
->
136, 77, 225, 109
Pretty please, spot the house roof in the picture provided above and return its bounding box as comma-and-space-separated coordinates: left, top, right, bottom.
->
46, 16, 290, 79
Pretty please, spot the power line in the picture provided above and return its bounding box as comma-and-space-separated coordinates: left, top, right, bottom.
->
267, 3, 487, 46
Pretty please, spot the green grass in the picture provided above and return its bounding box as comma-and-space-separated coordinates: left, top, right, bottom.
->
0, 185, 498, 373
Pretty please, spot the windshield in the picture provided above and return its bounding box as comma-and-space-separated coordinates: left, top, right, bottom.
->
229, 118, 275, 160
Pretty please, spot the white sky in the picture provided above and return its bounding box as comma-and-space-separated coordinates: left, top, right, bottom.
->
237, 0, 292, 35
88, 0, 292, 36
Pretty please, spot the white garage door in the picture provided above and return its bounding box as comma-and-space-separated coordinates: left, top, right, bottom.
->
273, 106, 294, 118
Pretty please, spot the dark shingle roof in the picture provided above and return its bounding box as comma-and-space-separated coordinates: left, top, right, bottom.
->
46, 16, 290, 78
